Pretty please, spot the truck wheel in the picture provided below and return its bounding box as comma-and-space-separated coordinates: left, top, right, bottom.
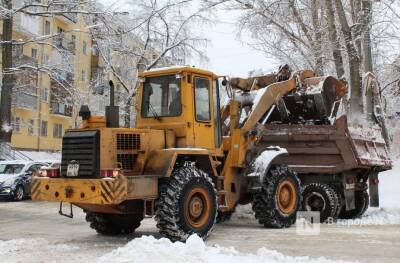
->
216, 211, 233, 223
252, 165, 301, 228
155, 167, 217, 241
339, 191, 369, 219
301, 183, 339, 223
85, 212, 143, 235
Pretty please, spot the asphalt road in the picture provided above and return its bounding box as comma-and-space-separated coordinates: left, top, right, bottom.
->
0, 200, 399, 262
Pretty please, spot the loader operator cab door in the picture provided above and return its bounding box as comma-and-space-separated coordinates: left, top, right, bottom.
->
192, 75, 222, 150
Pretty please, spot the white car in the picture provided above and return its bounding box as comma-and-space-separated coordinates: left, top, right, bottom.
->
0, 161, 48, 201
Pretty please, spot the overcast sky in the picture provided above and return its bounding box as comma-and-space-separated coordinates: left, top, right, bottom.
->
99, 0, 278, 77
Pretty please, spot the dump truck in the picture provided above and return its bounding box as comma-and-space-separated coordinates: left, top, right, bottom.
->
31, 65, 380, 240
226, 66, 392, 222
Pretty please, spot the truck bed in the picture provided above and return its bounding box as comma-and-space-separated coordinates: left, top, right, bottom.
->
260, 116, 392, 174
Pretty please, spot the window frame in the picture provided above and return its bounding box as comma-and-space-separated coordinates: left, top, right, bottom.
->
140, 74, 182, 118
44, 20, 51, 35
193, 76, 211, 123
83, 41, 87, 55
41, 121, 48, 137
28, 119, 34, 136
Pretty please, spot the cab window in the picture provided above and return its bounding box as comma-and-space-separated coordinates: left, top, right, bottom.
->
194, 77, 211, 122
142, 75, 181, 118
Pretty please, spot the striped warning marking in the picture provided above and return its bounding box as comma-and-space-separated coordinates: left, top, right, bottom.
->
100, 181, 114, 204
31, 179, 41, 200
113, 179, 126, 201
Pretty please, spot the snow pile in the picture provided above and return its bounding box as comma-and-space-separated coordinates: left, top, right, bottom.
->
100, 235, 347, 263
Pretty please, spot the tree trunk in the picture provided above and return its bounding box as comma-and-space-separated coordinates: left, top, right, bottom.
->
0, 0, 14, 143
325, 0, 345, 78
311, 0, 324, 75
350, 0, 363, 59
361, 0, 373, 73
335, 0, 363, 122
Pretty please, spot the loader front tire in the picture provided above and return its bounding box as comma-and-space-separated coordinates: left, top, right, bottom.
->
155, 167, 217, 241
252, 165, 301, 228
85, 212, 143, 235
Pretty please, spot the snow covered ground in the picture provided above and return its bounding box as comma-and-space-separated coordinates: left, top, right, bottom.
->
0, 233, 354, 263
0, 159, 398, 262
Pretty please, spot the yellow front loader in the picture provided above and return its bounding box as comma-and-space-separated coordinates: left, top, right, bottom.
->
32, 66, 344, 240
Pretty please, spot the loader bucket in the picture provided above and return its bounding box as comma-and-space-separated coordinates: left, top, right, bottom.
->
268, 76, 346, 125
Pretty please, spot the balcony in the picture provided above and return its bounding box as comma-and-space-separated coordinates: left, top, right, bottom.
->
51, 49, 75, 79
12, 91, 38, 110
12, 46, 38, 67
50, 101, 73, 117
53, 34, 76, 54
13, 13, 40, 36
53, 4, 77, 23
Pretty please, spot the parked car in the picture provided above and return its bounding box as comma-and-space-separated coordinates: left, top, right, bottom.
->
0, 161, 48, 201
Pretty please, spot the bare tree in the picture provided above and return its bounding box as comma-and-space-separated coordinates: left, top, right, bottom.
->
86, 0, 211, 127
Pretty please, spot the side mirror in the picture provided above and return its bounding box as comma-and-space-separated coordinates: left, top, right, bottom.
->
221, 78, 228, 87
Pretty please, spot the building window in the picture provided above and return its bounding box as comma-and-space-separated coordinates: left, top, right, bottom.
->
83, 41, 87, 55
41, 121, 48, 137
31, 48, 38, 59
44, 20, 51, 35
42, 53, 49, 66
81, 69, 86, 82
53, 123, 63, 139
13, 117, 21, 133
28, 119, 34, 135
71, 35, 76, 50
41, 87, 49, 102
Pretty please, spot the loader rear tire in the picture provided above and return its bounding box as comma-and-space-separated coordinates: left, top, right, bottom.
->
301, 183, 339, 223
155, 167, 217, 241
85, 212, 143, 235
252, 165, 301, 228
338, 191, 369, 219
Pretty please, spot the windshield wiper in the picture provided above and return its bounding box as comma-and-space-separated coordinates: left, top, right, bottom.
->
149, 102, 161, 121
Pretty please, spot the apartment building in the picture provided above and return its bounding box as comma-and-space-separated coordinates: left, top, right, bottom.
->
6, 6, 92, 151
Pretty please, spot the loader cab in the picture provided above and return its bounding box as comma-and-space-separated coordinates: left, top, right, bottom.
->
136, 66, 222, 151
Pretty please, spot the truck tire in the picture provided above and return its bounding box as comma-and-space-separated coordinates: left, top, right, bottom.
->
155, 167, 217, 241
216, 211, 234, 223
339, 191, 369, 219
301, 183, 339, 223
252, 165, 301, 228
85, 212, 143, 235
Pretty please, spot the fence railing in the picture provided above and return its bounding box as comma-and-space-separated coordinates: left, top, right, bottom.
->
0, 142, 33, 161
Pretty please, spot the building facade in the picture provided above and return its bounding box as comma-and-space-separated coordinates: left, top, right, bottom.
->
5, 6, 92, 151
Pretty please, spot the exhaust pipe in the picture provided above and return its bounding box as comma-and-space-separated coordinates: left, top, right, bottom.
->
105, 80, 119, 128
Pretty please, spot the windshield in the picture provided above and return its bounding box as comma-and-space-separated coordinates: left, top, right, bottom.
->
0, 164, 25, 174
141, 75, 181, 118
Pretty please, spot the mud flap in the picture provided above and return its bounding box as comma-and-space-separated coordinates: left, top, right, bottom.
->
369, 173, 379, 207
342, 173, 355, 210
